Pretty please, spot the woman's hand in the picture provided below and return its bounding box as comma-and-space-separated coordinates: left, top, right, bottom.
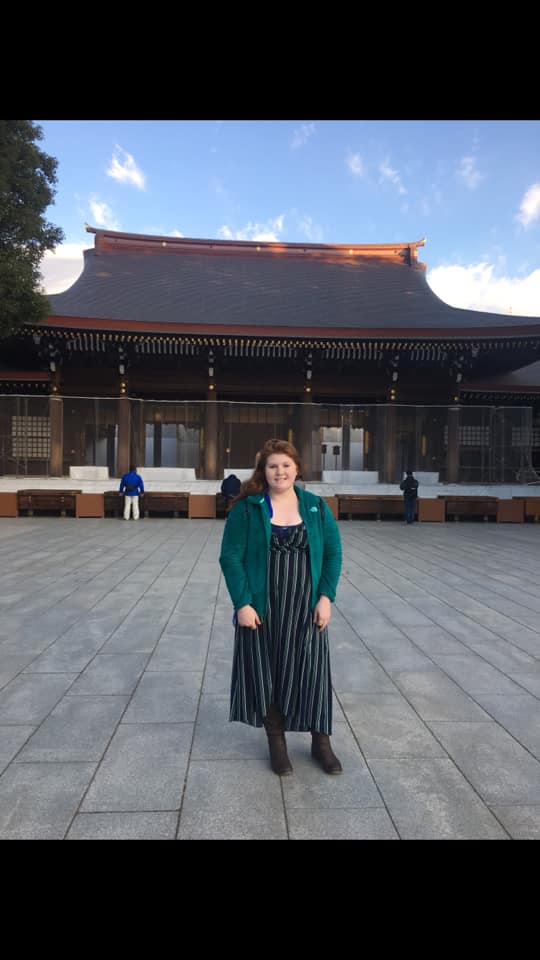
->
237, 605, 262, 630
313, 596, 331, 630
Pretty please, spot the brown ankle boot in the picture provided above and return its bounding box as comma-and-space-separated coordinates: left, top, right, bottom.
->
264, 704, 293, 776
311, 732, 342, 775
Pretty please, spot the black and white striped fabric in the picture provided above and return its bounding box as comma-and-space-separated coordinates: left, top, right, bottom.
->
230, 523, 333, 734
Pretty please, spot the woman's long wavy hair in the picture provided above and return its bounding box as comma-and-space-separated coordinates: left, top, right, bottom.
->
232, 438, 302, 504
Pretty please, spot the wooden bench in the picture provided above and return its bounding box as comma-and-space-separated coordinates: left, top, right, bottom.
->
104, 491, 124, 517
216, 493, 230, 517
337, 495, 406, 520
441, 497, 497, 521
142, 491, 189, 518
17, 489, 82, 517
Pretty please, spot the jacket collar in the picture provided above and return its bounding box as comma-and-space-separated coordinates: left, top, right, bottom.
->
247, 485, 305, 506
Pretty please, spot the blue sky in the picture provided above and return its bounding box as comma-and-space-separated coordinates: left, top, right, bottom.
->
38, 119, 540, 316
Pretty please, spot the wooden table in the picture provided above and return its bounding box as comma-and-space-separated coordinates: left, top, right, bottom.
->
418, 498, 445, 522
75, 493, 105, 518
0, 493, 18, 517
188, 494, 217, 519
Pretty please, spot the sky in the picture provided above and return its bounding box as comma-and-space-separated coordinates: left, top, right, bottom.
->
37, 119, 540, 317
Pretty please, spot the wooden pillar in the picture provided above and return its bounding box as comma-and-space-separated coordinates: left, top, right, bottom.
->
381, 405, 397, 484
49, 396, 64, 476
446, 406, 460, 483
204, 390, 218, 479
132, 401, 145, 469
153, 419, 162, 467
299, 391, 313, 481
342, 422, 351, 470
118, 396, 131, 476
106, 425, 116, 476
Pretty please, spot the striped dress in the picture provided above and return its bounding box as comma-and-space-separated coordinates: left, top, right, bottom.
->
230, 522, 333, 734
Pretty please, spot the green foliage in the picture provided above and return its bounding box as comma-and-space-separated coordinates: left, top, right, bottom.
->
0, 120, 64, 337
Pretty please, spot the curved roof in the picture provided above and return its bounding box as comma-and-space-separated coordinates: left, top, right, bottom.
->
465, 359, 540, 393
45, 228, 540, 339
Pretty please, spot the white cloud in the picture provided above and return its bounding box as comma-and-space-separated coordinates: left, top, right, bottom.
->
107, 145, 146, 190
515, 182, 540, 227
218, 215, 286, 242
457, 155, 483, 189
291, 123, 316, 149
379, 158, 406, 194
346, 152, 364, 177
39, 243, 87, 294
297, 215, 324, 242
89, 196, 120, 230
427, 261, 540, 317
144, 226, 184, 238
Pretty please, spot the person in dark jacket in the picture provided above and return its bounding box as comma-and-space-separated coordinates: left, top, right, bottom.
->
219, 439, 343, 777
119, 465, 145, 520
400, 469, 419, 524
220, 473, 242, 506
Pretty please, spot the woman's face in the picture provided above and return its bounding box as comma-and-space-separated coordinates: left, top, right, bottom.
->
265, 454, 297, 495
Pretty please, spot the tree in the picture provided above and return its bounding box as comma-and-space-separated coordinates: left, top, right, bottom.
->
0, 120, 64, 338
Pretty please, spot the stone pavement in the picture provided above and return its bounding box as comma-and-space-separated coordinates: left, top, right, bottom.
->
0, 517, 540, 840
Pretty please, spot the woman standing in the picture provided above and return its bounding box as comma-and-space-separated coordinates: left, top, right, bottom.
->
219, 439, 343, 776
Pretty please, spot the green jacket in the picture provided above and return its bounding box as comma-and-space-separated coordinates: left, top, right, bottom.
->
219, 486, 342, 618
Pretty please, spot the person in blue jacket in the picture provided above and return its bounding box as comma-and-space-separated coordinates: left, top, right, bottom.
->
219, 439, 343, 777
119, 464, 145, 520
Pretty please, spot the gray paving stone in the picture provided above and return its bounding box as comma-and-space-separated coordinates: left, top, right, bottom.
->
331, 651, 397, 694
466, 692, 540, 759
123, 672, 202, 723
428, 721, 540, 805
69, 653, 149, 695
66, 811, 178, 840
391, 668, 492, 721
0, 761, 96, 840
428, 653, 527, 695
192, 695, 271, 760
178, 805, 288, 839
287, 808, 399, 840
341, 692, 447, 758
146, 637, 208, 673
0, 673, 78, 723
369, 759, 509, 839
22, 636, 106, 673
81, 722, 192, 812
400, 624, 468, 656
179, 759, 286, 839
17, 695, 128, 762
0, 725, 35, 775
0, 654, 37, 690
489, 804, 540, 839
